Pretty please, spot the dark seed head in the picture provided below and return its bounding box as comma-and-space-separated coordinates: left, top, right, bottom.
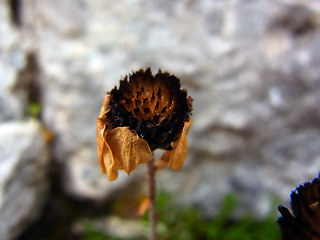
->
105, 68, 193, 151
277, 175, 320, 240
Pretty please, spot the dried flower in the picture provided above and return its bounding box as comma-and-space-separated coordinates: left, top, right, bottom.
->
97, 68, 193, 181
278, 175, 320, 240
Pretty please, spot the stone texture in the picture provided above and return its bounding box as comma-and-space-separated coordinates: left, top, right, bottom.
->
64, 146, 144, 200
0, 0, 26, 122
0, 2, 50, 239
16, 0, 320, 217
0, 120, 49, 240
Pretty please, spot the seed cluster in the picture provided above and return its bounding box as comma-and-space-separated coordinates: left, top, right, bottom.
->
278, 176, 320, 240
105, 68, 192, 151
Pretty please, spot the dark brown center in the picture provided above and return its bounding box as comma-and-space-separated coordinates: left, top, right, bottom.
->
106, 68, 192, 151
120, 75, 176, 123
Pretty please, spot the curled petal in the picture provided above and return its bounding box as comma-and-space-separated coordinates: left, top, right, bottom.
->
96, 118, 107, 174
106, 127, 153, 176
97, 118, 120, 180
97, 125, 152, 181
96, 94, 111, 174
99, 94, 111, 117
97, 69, 193, 181
96, 94, 119, 180
97, 94, 153, 181
161, 119, 192, 170
102, 141, 118, 181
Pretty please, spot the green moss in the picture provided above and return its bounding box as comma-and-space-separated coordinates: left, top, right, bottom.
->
79, 192, 282, 240
204, 194, 281, 240
27, 102, 41, 117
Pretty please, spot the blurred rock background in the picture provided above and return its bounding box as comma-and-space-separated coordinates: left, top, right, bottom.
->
1, 0, 320, 239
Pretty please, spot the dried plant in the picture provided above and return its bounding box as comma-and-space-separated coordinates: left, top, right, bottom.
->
278, 174, 320, 240
96, 68, 193, 239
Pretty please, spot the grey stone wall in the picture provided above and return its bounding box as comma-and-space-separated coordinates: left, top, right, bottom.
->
1, 0, 320, 238
0, 1, 49, 239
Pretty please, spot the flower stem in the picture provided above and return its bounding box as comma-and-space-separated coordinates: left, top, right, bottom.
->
147, 158, 157, 240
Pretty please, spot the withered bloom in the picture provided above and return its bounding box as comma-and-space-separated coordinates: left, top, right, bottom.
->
278, 175, 320, 240
97, 68, 193, 181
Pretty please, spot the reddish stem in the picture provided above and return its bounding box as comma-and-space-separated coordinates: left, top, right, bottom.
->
147, 158, 157, 240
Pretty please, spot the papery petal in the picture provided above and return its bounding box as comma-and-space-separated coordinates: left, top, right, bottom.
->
161, 119, 192, 170
96, 94, 111, 174
99, 94, 111, 117
97, 94, 153, 181
106, 127, 153, 175
97, 94, 118, 180
96, 117, 107, 174
101, 135, 119, 181
106, 159, 118, 181
137, 198, 151, 217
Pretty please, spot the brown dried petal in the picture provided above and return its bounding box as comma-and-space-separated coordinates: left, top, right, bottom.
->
105, 127, 153, 175
97, 94, 152, 181
99, 94, 111, 116
161, 119, 192, 170
97, 94, 111, 173
96, 118, 107, 174
97, 68, 193, 181
97, 117, 119, 181
102, 137, 118, 181
97, 125, 152, 181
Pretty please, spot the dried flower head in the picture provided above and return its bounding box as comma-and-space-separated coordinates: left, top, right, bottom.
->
97, 68, 193, 181
278, 175, 320, 240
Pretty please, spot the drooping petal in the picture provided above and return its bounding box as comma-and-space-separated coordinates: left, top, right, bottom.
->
97, 94, 120, 180
96, 118, 107, 174
97, 117, 119, 180
97, 69, 193, 181
106, 127, 153, 175
161, 119, 192, 170
137, 198, 151, 217
97, 94, 153, 181
99, 94, 111, 116
96, 94, 111, 173
105, 155, 118, 181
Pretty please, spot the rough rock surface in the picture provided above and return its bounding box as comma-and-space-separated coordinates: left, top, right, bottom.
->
0, 0, 26, 122
15, 0, 320, 217
0, 2, 50, 240
0, 120, 49, 240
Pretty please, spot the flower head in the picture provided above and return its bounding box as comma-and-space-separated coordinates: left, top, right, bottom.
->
97, 68, 193, 181
278, 175, 320, 240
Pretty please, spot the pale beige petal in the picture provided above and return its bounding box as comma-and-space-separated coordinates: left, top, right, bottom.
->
99, 94, 111, 117
96, 94, 111, 173
154, 159, 168, 170
97, 94, 120, 180
161, 119, 193, 170
106, 162, 118, 181
96, 118, 107, 174
97, 93, 153, 181
137, 198, 151, 217
102, 136, 119, 181
106, 127, 153, 175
